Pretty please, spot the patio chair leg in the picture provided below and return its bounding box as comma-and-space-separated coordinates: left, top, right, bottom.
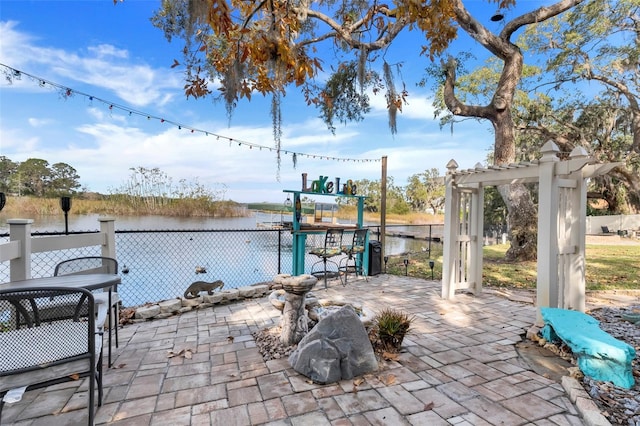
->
108, 326, 112, 368
114, 306, 119, 348
97, 349, 104, 406
323, 259, 328, 289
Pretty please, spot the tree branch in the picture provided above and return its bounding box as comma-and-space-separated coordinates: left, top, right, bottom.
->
303, 7, 407, 52
501, 0, 585, 40
442, 57, 494, 119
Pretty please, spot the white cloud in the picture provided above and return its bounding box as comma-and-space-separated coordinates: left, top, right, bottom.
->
0, 20, 182, 108
87, 44, 129, 59
27, 117, 54, 127
367, 87, 437, 121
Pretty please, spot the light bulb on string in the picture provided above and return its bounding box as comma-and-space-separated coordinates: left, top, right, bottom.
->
0, 64, 386, 164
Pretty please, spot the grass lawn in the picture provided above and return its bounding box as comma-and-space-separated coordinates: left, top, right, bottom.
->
386, 243, 640, 291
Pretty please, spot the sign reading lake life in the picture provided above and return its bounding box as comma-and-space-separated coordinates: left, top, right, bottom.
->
301, 173, 357, 195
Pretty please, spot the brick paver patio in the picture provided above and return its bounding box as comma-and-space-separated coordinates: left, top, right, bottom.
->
2, 275, 598, 425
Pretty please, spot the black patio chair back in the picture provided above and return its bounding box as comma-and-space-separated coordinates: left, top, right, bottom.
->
55, 256, 118, 280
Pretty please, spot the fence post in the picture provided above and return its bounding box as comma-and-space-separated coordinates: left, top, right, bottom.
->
8, 219, 33, 281
99, 217, 116, 259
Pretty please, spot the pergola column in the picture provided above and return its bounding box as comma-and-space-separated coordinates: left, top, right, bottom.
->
536, 141, 560, 322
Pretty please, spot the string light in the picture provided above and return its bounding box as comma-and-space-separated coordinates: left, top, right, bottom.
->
0, 63, 380, 164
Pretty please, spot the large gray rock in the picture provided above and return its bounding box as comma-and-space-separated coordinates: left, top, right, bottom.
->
288, 305, 378, 384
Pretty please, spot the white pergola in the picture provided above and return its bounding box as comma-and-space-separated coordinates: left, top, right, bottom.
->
441, 141, 621, 319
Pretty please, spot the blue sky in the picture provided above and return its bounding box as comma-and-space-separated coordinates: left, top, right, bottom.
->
0, 0, 525, 203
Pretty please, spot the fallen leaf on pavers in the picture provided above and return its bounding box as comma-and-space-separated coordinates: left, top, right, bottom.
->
69, 373, 80, 381
306, 379, 314, 384
227, 336, 235, 343
380, 374, 396, 386
424, 402, 434, 411
353, 378, 364, 386
167, 348, 194, 359
167, 349, 185, 358
382, 351, 400, 361
111, 363, 127, 369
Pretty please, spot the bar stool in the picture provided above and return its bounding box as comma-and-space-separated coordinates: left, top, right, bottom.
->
339, 228, 368, 285
309, 228, 344, 288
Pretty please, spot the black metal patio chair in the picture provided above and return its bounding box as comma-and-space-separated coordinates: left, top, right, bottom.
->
55, 256, 119, 367
0, 286, 103, 425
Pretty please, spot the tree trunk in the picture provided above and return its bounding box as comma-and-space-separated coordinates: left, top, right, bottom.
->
493, 109, 538, 261
444, 54, 538, 262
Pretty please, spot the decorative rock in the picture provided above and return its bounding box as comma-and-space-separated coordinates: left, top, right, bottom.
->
305, 292, 319, 308
307, 300, 374, 327
273, 274, 291, 284
181, 296, 202, 307
135, 304, 161, 320
269, 290, 286, 312
159, 298, 182, 314
289, 305, 378, 384
221, 289, 240, 302
541, 307, 636, 389
252, 284, 269, 297
203, 293, 223, 304
238, 286, 256, 298
130, 281, 276, 323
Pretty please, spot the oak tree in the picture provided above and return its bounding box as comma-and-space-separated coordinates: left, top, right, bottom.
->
149, 0, 583, 260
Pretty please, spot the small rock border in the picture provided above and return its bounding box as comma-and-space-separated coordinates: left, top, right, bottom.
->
120, 282, 276, 323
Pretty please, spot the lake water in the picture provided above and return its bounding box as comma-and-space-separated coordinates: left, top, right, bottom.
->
1, 213, 441, 306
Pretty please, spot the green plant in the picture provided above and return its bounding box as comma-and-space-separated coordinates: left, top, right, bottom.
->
371, 308, 414, 353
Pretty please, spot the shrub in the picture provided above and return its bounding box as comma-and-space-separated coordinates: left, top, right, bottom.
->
371, 308, 414, 353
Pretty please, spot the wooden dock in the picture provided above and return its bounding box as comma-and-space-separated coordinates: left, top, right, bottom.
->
383, 230, 442, 242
